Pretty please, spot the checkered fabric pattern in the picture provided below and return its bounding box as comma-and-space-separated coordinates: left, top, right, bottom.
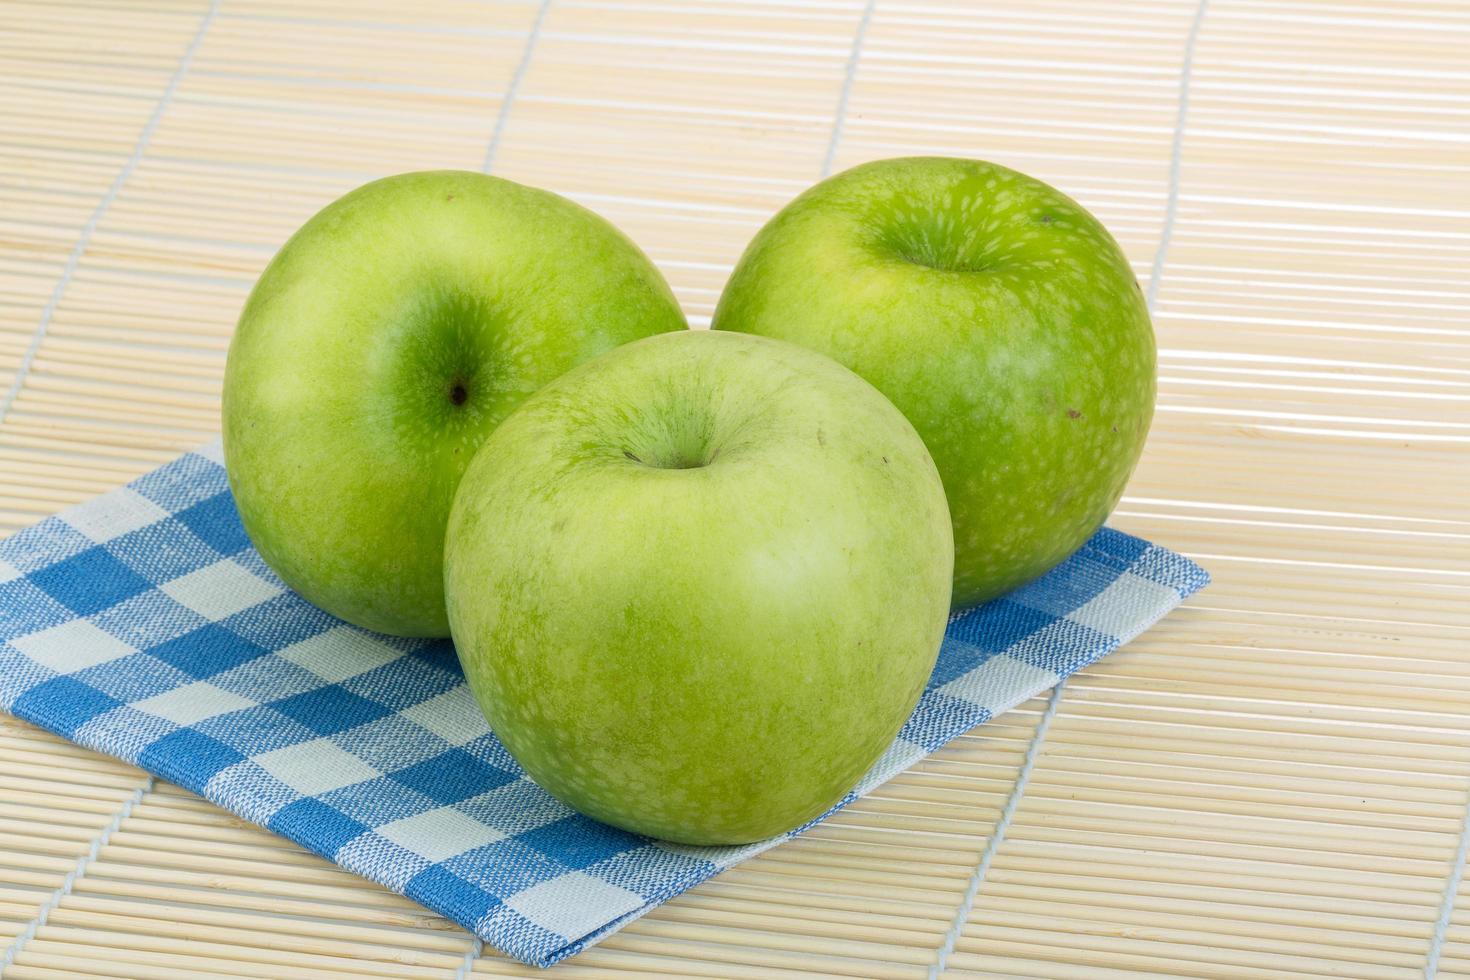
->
0, 442, 1207, 967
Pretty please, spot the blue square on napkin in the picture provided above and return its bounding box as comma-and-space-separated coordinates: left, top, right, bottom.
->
139, 728, 248, 793
29, 547, 154, 616
0, 442, 1208, 966
175, 491, 252, 556
13, 676, 121, 737
395, 749, 519, 803
150, 624, 268, 679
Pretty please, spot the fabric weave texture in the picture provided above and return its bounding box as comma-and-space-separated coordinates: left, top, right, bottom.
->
0, 442, 1208, 966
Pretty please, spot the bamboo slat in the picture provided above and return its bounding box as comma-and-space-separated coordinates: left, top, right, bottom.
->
2, 0, 1468, 976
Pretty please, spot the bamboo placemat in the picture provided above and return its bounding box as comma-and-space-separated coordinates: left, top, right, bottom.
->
2, 0, 1468, 977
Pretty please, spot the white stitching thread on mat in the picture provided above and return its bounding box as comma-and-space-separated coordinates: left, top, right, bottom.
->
0, 776, 154, 973
928, 685, 1064, 979
0, 0, 220, 432
452, 937, 484, 979
1146, 0, 1210, 312
821, 0, 877, 179
926, 2, 1209, 971
1426, 794, 1470, 976
453, 9, 553, 970
481, 0, 554, 174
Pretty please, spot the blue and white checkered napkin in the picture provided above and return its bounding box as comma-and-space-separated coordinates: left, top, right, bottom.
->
0, 442, 1206, 966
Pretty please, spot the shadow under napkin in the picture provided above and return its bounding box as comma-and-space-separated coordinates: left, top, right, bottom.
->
0, 442, 1208, 966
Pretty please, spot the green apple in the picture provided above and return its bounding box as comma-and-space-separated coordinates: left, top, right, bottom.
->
713, 157, 1155, 609
444, 330, 953, 845
223, 171, 686, 636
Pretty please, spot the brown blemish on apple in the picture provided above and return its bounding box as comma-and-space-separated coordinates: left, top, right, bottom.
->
446, 194, 456, 202
623, 449, 642, 463
1066, 408, 1082, 419
817, 427, 826, 447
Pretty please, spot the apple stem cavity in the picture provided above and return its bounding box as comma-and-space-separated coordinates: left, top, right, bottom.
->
623, 446, 709, 470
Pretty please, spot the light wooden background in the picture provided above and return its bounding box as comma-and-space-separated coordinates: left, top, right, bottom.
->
3, 0, 1469, 977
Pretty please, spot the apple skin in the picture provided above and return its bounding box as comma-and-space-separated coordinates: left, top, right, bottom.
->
223, 171, 686, 637
712, 157, 1155, 609
444, 331, 953, 845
